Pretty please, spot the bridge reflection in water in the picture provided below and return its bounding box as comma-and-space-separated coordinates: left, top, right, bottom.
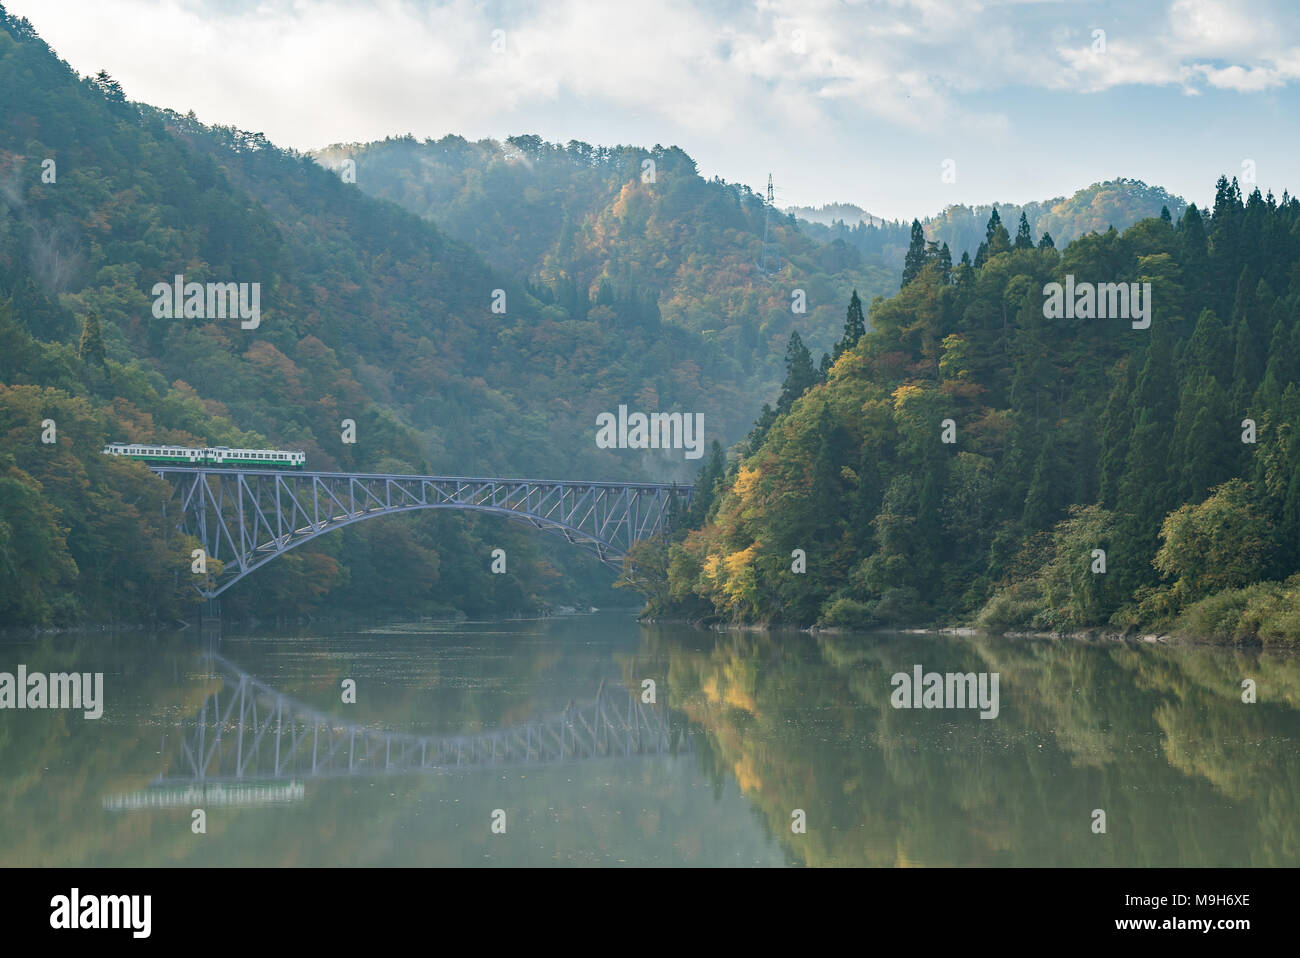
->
105, 650, 691, 811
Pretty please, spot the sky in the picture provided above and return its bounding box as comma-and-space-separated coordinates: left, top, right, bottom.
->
7, 0, 1300, 221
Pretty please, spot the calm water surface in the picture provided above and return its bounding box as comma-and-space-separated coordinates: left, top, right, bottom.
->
2, 614, 1297, 866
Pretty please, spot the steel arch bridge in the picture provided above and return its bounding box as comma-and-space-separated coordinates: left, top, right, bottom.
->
153, 467, 692, 598
103, 652, 690, 808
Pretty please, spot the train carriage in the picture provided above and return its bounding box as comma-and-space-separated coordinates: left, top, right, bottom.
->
102, 442, 204, 464
204, 446, 306, 469
102, 443, 306, 470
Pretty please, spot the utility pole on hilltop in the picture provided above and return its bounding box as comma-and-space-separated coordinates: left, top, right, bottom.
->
759, 173, 782, 276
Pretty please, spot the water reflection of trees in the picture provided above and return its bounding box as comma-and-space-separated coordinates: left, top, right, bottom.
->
640, 627, 1300, 866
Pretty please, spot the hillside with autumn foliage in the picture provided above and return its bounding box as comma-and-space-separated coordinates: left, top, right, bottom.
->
648, 181, 1300, 643
0, 9, 735, 624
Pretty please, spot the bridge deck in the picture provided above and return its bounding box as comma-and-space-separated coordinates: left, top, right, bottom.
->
150, 465, 685, 492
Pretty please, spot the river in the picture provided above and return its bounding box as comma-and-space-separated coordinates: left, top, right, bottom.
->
1, 614, 1297, 866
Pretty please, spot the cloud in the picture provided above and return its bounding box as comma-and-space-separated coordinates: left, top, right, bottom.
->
6, 0, 1300, 215
1168, 0, 1274, 55
11, 0, 1300, 152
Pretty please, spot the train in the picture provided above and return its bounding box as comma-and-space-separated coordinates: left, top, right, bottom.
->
101, 442, 306, 469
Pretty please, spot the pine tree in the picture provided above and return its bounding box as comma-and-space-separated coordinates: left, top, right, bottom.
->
91, 69, 125, 103
850, 444, 882, 552
78, 309, 106, 369
1178, 204, 1212, 307
833, 289, 866, 359
1210, 176, 1244, 313
747, 403, 778, 451
1183, 309, 1232, 388
1275, 385, 1300, 572
937, 242, 952, 282
1022, 432, 1064, 530
1037, 231, 1055, 250
987, 220, 1011, 257
809, 405, 847, 543
1097, 360, 1135, 508
1173, 370, 1233, 502
689, 441, 725, 526
901, 219, 927, 287
777, 331, 817, 413
1014, 212, 1034, 250
956, 251, 975, 287
984, 208, 1002, 244
1113, 326, 1178, 595
1230, 311, 1262, 415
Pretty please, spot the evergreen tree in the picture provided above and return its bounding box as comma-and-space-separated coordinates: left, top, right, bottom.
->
1209, 177, 1244, 311
1172, 370, 1234, 502
1037, 231, 1055, 250
747, 403, 778, 452
937, 242, 953, 282
1022, 432, 1065, 530
1113, 325, 1178, 595
808, 404, 848, 544
956, 251, 975, 287
1183, 309, 1232, 387
1014, 212, 1034, 250
689, 440, 726, 526
77, 310, 107, 369
777, 331, 817, 413
1230, 312, 1262, 416
91, 69, 125, 103
850, 444, 882, 552
987, 219, 1011, 257
833, 289, 866, 359
1097, 360, 1135, 508
984, 208, 1002, 244
1178, 204, 1212, 307
901, 219, 927, 287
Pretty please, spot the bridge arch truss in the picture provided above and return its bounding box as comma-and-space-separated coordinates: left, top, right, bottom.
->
138, 653, 688, 788
154, 467, 691, 598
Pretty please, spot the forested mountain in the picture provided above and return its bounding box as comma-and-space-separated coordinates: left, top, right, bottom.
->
650, 179, 1300, 644
313, 136, 897, 388
0, 8, 1253, 637
784, 202, 877, 228
798, 179, 1187, 273
327, 133, 1188, 382
0, 7, 738, 624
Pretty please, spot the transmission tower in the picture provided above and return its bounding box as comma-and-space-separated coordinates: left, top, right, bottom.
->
758, 173, 782, 275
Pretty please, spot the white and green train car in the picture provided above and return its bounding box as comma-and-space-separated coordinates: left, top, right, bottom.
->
204, 446, 306, 469
101, 442, 205, 465
102, 443, 306, 470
